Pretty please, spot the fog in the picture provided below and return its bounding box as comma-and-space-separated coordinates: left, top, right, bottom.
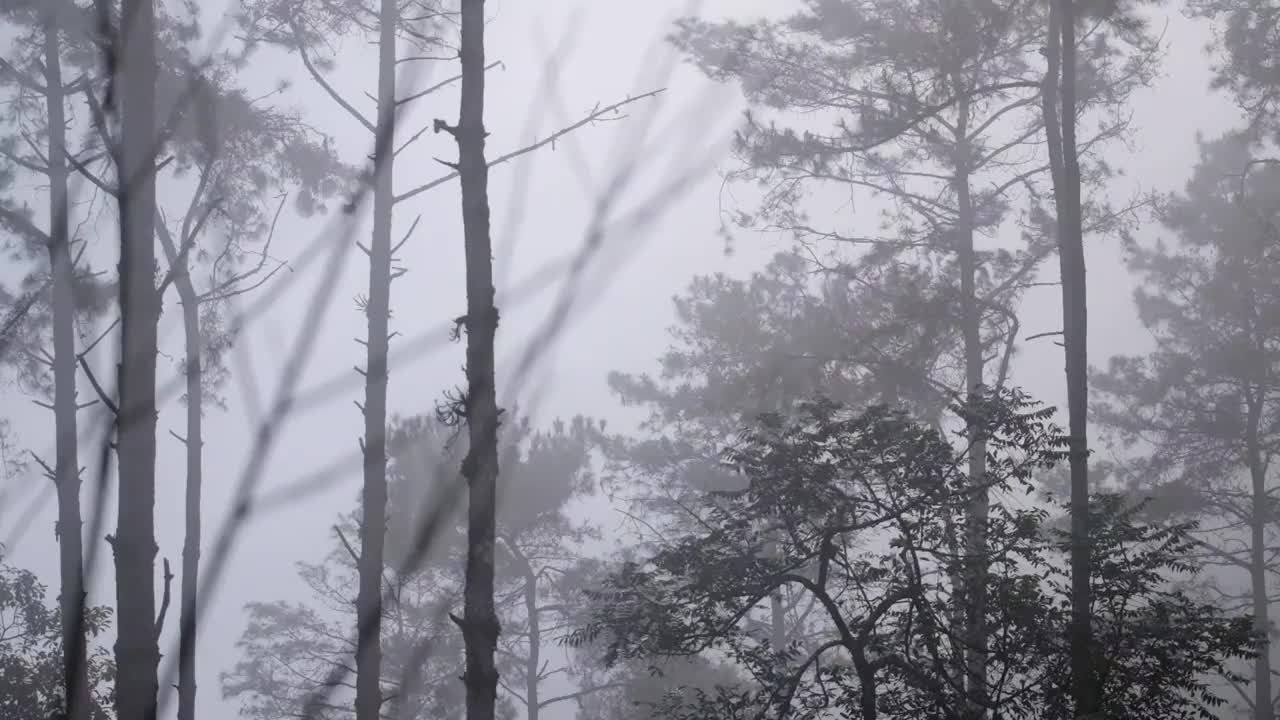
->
0, 0, 1268, 719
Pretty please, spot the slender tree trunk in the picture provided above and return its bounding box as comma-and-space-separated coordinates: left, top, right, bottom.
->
1247, 393, 1275, 720
524, 567, 540, 720
177, 280, 201, 720
114, 0, 161, 718
770, 572, 786, 650
455, 0, 503, 717
954, 82, 989, 720
355, 0, 397, 717
154, 217, 204, 720
1052, 1, 1097, 716
43, 9, 91, 720
763, 387, 786, 654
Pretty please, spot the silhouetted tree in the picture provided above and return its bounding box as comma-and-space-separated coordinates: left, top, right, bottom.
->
441, 0, 502, 717
0, 4, 112, 717
108, 0, 163, 714
1095, 133, 1280, 720
225, 413, 604, 720
671, 3, 1157, 709
235, 0, 453, 715
571, 391, 1256, 720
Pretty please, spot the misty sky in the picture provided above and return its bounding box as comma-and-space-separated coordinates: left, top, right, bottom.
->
0, 0, 1248, 718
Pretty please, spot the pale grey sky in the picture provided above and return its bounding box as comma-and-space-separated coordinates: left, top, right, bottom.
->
0, 1, 1246, 719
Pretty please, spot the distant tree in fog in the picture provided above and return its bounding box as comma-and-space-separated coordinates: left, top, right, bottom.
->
224, 413, 609, 720
670, 2, 1159, 710
1095, 133, 1280, 720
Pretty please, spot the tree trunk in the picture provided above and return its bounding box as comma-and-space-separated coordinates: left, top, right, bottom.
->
524, 566, 539, 720
770, 576, 786, 651
177, 274, 201, 720
954, 78, 989, 720
355, 0, 397, 717
1052, 1, 1098, 716
43, 8, 91, 720
455, 0, 503, 717
114, 0, 161, 718
1247, 392, 1275, 720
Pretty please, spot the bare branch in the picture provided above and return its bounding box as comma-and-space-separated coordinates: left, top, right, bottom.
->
155, 558, 174, 642
202, 194, 291, 301
396, 60, 501, 106
78, 356, 118, 415
28, 451, 56, 480
291, 21, 377, 133
78, 316, 120, 359
395, 88, 667, 204
334, 525, 360, 565
391, 215, 421, 256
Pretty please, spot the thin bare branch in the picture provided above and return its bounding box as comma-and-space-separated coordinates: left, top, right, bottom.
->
395, 88, 667, 204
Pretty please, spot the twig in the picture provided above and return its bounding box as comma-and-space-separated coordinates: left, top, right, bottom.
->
290, 21, 376, 133
396, 60, 502, 106
78, 316, 120, 360
391, 215, 421, 256
334, 525, 360, 565
154, 558, 174, 642
28, 451, 56, 481
394, 88, 667, 204
78, 356, 118, 415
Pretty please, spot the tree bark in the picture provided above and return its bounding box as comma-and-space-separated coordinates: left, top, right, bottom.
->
355, 0, 397, 718
455, 0, 503, 717
770, 575, 786, 651
155, 218, 203, 720
955, 85, 990, 719
523, 564, 539, 720
1247, 391, 1275, 720
174, 246, 201, 720
114, 0, 161, 718
1052, 1, 1098, 716
43, 8, 91, 720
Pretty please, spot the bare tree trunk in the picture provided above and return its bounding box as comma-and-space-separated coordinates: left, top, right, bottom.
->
1247, 392, 1275, 720
954, 88, 989, 719
43, 8, 91, 720
453, 0, 503, 717
355, 0, 397, 717
770, 571, 786, 651
153, 214, 204, 720
177, 274, 201, 720
524, 566, 540, 720
114, 0, 161, 718
1052, 1, 1097, 716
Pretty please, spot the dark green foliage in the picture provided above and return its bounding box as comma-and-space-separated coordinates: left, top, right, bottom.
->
0, 554, 114, 720
568, 391, 1255, 720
